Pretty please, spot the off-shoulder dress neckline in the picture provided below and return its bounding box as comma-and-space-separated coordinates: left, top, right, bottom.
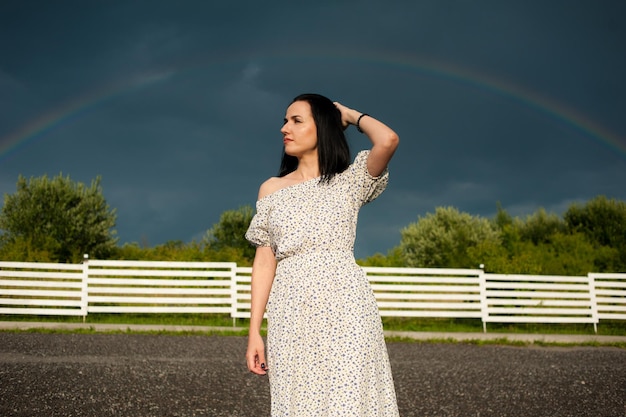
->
257, 176, 321, 203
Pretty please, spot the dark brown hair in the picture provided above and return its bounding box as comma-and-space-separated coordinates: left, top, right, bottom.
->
278, 93, 351, 183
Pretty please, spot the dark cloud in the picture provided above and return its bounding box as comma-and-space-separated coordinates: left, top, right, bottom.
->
1, 0, 624, 258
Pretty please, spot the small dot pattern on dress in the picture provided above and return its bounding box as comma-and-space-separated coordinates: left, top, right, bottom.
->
246, 150, 399, 416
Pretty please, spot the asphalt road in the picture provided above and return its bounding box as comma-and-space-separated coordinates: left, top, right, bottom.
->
0, 333, 624, 417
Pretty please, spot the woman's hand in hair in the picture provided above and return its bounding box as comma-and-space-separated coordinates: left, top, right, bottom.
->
335, 100, 399, 176
333, 101, 359, 130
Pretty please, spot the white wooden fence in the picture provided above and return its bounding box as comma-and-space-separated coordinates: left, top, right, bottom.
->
365, 267, 484, 319
86, 260, 235, 315
0, 261, 86, 317
1, 258, 625, 333
482, 273, 600, 333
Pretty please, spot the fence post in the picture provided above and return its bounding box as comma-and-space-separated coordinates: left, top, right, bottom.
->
230, 263, 238, 327
478, 264, 488, 333
81, 254, 89, 322
588, 273, 599, 334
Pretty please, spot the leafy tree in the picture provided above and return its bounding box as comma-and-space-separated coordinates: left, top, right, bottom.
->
119, 240, 206, 262
399, 206, 500, 268
0, 174, 117, 262
516, 208, 567, 245
472, 206, 569, 274
0, 235, 56, 262
493, 202, 513, 230
476, 199, 622, 274
468, 238, 545, 274
535, 232, 613, 275
564, 196, 626, 271
470, 231, 607, 275
203, 205, 255, 263
358, 197, 626, 273
358, 247, 404, 267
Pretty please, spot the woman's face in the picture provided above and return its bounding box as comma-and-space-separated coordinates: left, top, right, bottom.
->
281, 100, 317, 157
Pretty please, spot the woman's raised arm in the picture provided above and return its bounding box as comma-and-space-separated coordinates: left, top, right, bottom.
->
334, 101, 399, 177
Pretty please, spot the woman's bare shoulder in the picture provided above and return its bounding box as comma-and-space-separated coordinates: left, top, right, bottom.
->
257, 175, 309, 200
257, 177, 285, 200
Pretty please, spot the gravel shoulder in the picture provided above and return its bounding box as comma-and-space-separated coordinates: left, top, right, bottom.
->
1, 331, 624, 416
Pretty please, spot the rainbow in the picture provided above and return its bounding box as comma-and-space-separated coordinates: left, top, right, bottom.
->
1, 50, 624, 161
0, 70, 175, 161
336, 49, 626, 158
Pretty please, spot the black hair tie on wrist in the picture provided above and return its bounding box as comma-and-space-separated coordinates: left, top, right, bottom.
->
356, 113, 369, 133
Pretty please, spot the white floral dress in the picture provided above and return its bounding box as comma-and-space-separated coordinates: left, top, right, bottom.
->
245, 150, 399, 416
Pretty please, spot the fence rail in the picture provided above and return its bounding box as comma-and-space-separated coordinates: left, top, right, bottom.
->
0, 260, 86, 317
482, 273, 599, 332
365, 267, 484, 319
85, 259, 235, 315
1, 258, 625, 333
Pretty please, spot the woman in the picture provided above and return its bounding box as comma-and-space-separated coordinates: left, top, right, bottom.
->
245, 93, 400, 416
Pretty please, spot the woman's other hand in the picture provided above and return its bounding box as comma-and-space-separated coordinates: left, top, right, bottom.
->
246, 332, 268, 375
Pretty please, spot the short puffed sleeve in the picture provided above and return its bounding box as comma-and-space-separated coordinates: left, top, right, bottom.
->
245, 198, 271, 247
348, 150, 389, 205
